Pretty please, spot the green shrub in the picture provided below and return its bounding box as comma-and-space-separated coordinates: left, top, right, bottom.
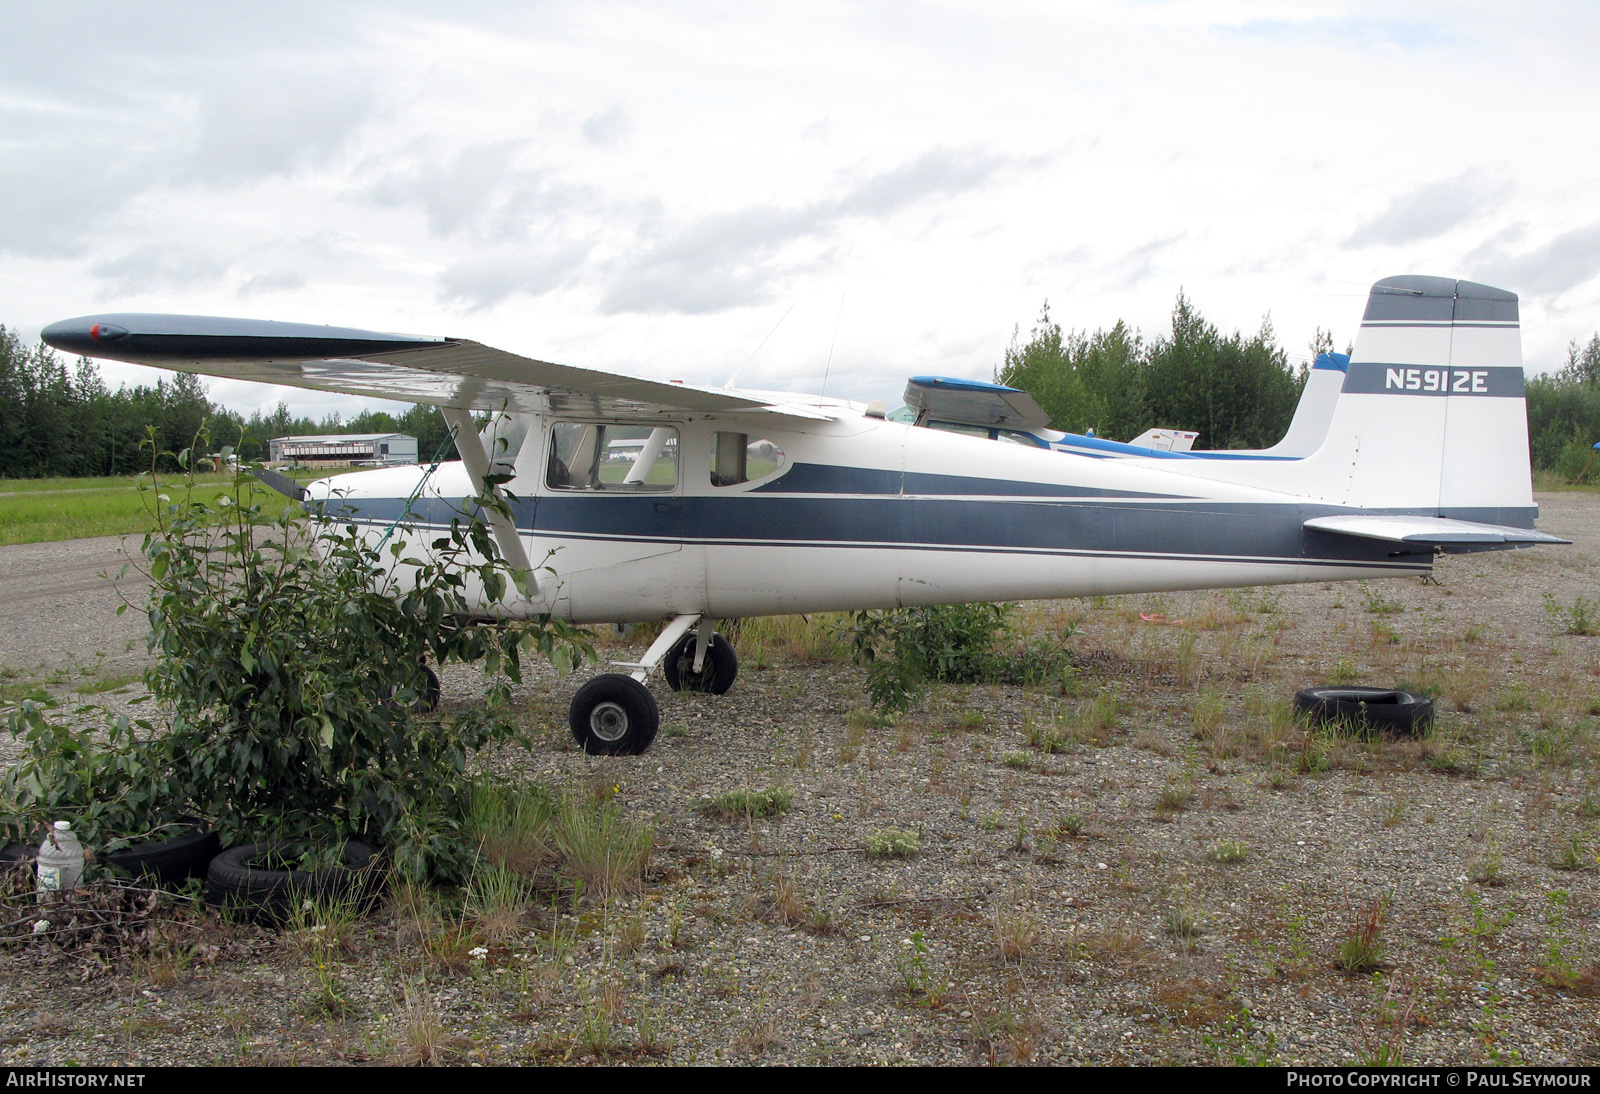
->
845, 603, 1073, 712
0, 698, 176, 850
136, 443, 591, 880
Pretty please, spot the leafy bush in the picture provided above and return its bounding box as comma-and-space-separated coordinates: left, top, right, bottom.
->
845, 603, 1073, 712
132, 443, 591, 880
0, 698, 176, 850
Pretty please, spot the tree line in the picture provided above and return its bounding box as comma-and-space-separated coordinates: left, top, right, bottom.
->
1000, 291, 1600, 474
3, 303, 1597, 481
996, 292, 1307, 450
1527, 335, 1600, 479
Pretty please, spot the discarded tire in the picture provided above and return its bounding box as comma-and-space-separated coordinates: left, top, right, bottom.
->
206, 840, 384, 925
101, 823, 220, 888
1293, 687, 1433, 735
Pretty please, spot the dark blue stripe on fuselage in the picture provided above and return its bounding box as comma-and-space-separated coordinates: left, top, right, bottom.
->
326, 488, 1535, 569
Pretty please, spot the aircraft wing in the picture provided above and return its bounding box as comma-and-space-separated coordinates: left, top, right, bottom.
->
40, 313, 831, 421
1304, 514, 1570, 548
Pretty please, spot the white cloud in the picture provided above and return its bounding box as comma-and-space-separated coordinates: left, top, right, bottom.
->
8, 0, 1600, 411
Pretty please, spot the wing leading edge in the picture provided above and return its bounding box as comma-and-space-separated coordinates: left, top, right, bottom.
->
41, 313, 831, 421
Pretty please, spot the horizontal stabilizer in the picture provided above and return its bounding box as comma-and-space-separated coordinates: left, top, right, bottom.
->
1304, 514, 1570, 549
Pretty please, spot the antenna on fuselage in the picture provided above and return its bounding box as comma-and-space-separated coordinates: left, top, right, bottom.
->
725, 303, 794, 389
820, 292, 846, 398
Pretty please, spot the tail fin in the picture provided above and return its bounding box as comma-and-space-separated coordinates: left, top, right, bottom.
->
1186, 276, 1536, 526
1258, 351, 1347, 457
1323, 275, 1532, 522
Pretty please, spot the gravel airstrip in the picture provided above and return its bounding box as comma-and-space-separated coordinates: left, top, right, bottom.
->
0, 493, 1597, 1066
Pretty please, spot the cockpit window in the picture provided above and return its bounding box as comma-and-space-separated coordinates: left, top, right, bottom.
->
926, 421, 990, 440
711, 431, 786, 486
923, 420, 1047, 448
548, 423, 678, 491
997, 429, 1047, 448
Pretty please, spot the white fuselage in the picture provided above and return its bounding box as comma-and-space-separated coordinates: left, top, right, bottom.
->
311, 412, 1430, 625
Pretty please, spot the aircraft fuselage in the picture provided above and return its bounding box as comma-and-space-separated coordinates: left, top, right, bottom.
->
312, 412, 1450, 625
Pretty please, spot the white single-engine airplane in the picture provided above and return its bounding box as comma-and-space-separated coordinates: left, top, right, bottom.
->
44, 275, 1566, 754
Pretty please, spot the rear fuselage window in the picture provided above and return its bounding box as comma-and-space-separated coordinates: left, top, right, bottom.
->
548, 423, 678, 491
711, 432, 785, 486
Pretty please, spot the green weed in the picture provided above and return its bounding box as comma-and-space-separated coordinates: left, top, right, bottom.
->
695, 786, 795, 821
1545, 593, 1600, 636
864, 828, 920, 859
1338, 897, 1388, 974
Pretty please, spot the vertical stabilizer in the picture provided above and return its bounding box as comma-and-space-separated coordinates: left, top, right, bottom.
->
1172, 276, 1536, 526
1327, 276, 1530, 520
1259, 351, 1347, 457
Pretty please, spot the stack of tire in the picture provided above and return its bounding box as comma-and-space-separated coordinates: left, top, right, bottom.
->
4, 829, 385, 928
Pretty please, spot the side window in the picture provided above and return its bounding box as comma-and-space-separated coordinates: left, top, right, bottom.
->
548, 423, 678, 492
711, 431, 786, 487
927, 421, 990, 440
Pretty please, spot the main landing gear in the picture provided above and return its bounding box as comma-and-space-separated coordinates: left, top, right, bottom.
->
567, 614, 739, 755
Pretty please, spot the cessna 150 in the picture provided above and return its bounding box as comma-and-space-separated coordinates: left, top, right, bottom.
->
43, 274, 1565, 755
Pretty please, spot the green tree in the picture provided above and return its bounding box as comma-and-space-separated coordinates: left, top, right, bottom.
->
1145, 296, 1301, 450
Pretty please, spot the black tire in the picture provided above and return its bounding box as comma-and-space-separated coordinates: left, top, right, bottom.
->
662, 632, 738, 694
205, 840, 384, 926
569, 674, 660, 755
379, 664, 442, 714
101, 823, 220, 887
1294, 687, 1434, 735
417, 664, 442, 713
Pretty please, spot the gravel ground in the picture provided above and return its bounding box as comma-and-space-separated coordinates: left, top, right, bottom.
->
1, 493, 1598, 1066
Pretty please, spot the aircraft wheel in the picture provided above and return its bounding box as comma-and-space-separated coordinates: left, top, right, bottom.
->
570, 674, 660, 755
662, 632, 738, 694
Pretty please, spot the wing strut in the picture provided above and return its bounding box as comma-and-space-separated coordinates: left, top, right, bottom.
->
440, 406, 538, 596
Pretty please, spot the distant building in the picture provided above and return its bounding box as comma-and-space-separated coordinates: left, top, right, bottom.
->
268, 433, 418, 468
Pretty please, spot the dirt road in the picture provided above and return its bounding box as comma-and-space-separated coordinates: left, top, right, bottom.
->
0, 534, 150, 681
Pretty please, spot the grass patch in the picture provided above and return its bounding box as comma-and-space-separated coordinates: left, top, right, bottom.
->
0, 470, 352, 546
463, 781, 653, 902
73, 673, 142, 696
1337, 898, 1387, 974
695, 786, 795, 821
1209, 840, 1249, 863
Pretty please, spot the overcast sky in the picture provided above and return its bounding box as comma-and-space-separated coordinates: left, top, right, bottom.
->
6, 1, 1600, 422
